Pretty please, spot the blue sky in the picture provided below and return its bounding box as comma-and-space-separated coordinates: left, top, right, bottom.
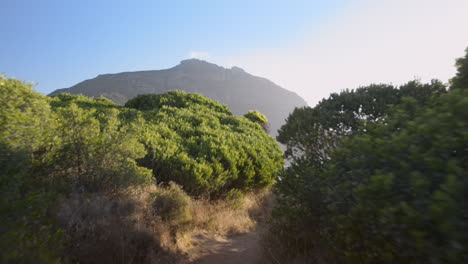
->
1, 0, 350, 94
1, 0, 468, 105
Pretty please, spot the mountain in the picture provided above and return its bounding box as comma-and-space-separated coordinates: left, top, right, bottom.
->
49, 59, 307, 136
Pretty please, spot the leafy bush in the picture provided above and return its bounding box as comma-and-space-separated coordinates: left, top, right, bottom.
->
0, 76, 63, 263
450, 47, 468, 90
271, 64, 466, 262
125, 91, 232, 114
244, 110, 269, 131
277, 80, 446, 162
319, 89, 468, 263
0, 85, 154, 261
49, 95, 152, 193
0, 77, 282, 262
126, 91, 283, 196
152, 183, 192, 226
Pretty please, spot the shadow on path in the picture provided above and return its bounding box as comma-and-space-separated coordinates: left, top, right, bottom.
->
189, 231, 261, 264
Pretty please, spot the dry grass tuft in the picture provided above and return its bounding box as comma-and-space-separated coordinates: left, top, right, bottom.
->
56, 186, 185, 264
191, 198, 255, 235
151, 183, 192, 226
191, 190, 275, 236
54, 184, 275, 263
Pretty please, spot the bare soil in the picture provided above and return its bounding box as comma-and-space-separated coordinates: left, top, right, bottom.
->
188, 229, 262, 264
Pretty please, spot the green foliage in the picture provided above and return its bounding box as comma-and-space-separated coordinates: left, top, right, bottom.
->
0, 74, 277, 261
49, 93, 119, 110
125, 91, 232, 114
274, 82, 448, 251
273, 74, 465, 263
277, 81, 446, 161
450, 47, 468, 90
0, 76, 53, 152
320, 89, 468, 263
152, 183, 192, 226
0, 76, 63, 263
0, 83, 153, 261
49, 96, 152, 192
244, 110, 269, 131
0, 192, 64, 264
126, 91, 283, 197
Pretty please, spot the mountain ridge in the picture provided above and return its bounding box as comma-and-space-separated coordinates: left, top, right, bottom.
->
49, 59, 307, 136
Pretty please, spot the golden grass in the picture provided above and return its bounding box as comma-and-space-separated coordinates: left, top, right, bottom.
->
55, 184, 275, 263
191, 198, 254, 235
191, 190, 275, 235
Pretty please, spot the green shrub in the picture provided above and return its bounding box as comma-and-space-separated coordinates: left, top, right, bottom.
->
0, 76, 63, 263
244, 110, 269, 131
49, 95, 152, 192
272, 78, 459, 263
152, 183, 192, 226
450, 47, 468, 90
273, 86, 467, 263
0, 79, 282, 261
125, 91, 231, 114
47, 92, 283, 197
320, 90, 468, 263
0, 76, 54, 152
126, 91, 283, 197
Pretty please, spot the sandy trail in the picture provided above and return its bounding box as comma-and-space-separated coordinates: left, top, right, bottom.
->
189, 230, 262, 264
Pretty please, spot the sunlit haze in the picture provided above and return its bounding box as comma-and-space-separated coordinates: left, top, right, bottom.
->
220, 0, 468, 105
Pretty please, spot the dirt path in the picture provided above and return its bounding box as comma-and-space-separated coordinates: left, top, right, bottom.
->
188, 230, 262, 264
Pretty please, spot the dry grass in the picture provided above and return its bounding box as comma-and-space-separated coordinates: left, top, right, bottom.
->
56, 185, 185, 264
191, 190, 275, 236
54, 184, 274, 263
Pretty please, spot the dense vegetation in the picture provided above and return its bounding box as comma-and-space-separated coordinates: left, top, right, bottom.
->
2, 47, 467, 264
0, 82, 282, 262
125, 92, 283, 196
0, 77, 63, 263
268, 49, 468, 263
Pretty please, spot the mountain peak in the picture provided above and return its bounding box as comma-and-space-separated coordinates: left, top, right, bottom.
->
231, 66, 245, 73
180, 58, 207, 64
175, 58, 223, 72
177, 59, 248, 77
178, 59, 247, 73
49, 60, 307, 136
179, 58, 216, 66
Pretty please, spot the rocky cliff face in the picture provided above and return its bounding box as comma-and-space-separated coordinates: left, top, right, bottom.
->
49, 59, 307, 136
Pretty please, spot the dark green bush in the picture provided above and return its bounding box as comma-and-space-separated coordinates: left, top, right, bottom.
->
320, 90, 468, 263
450, 47, 468, 90
272, 75, 466, 263
152, 183, 192, 226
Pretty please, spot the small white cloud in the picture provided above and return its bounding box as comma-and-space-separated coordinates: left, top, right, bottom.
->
189, 51, 211, 60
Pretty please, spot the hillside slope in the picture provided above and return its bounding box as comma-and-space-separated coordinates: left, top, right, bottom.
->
49, 59, 307, 136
